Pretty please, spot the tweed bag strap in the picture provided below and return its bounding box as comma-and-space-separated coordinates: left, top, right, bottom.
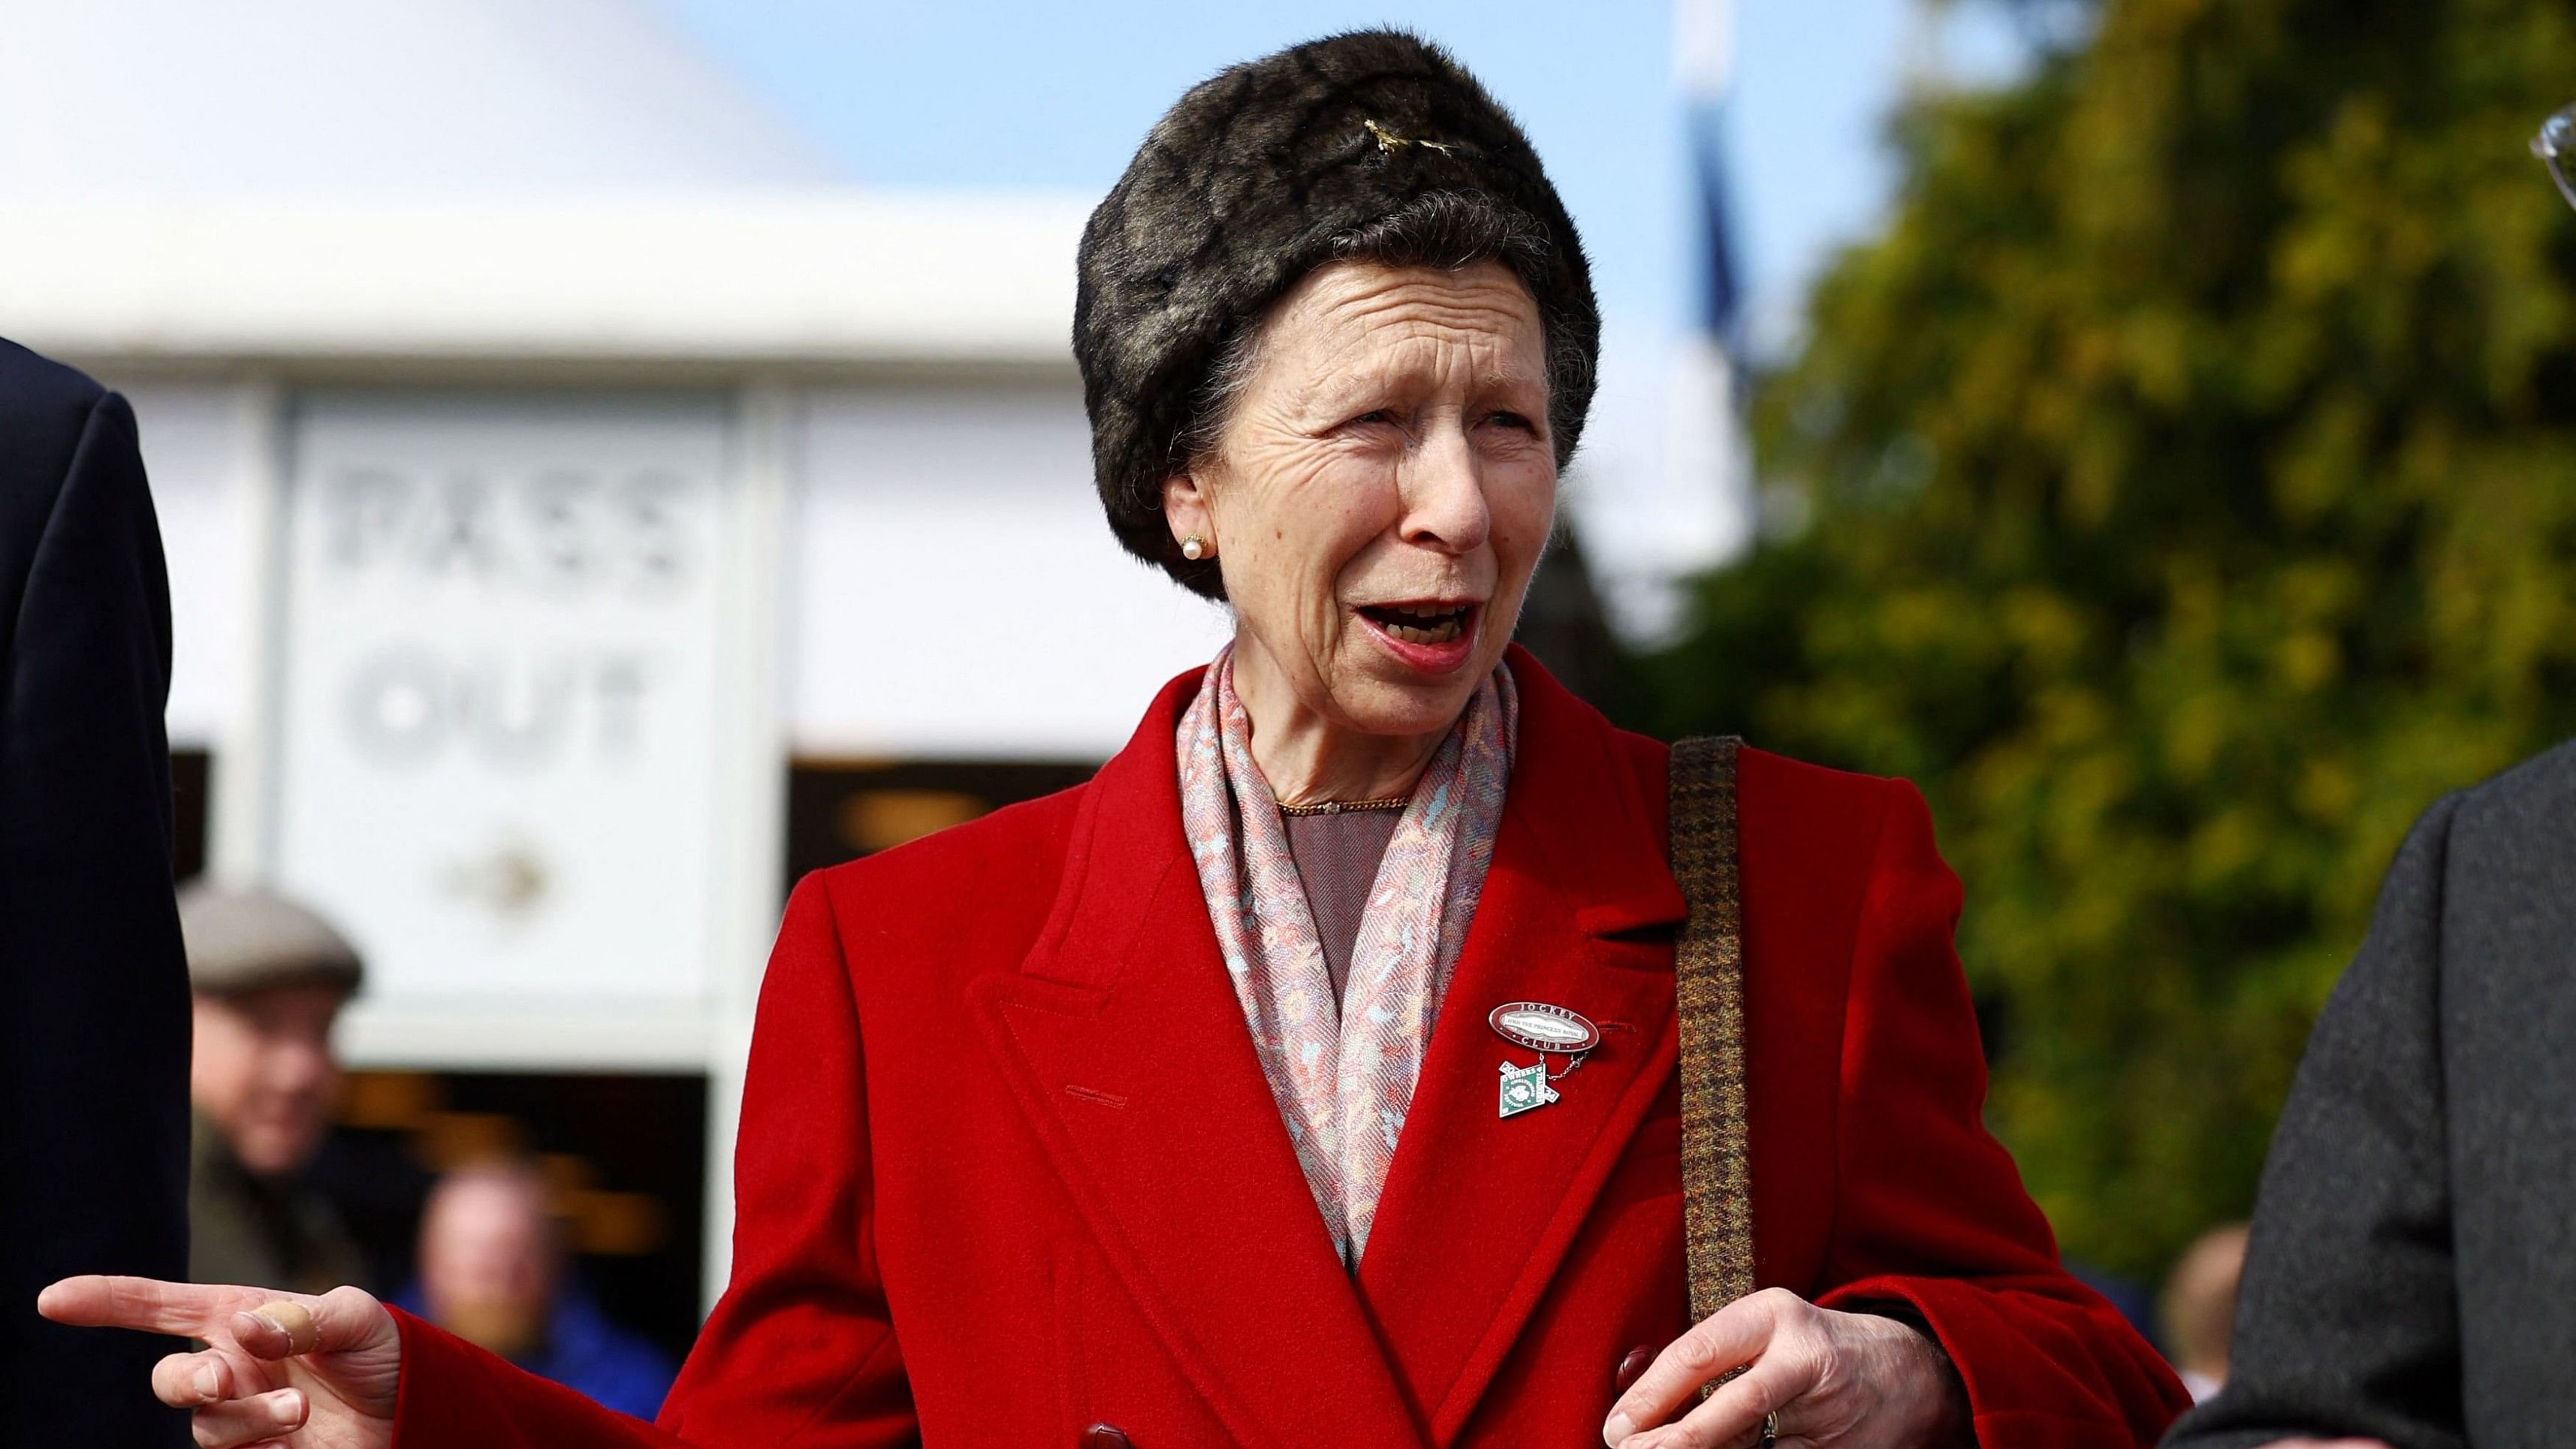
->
1668, 735, 1755, 1336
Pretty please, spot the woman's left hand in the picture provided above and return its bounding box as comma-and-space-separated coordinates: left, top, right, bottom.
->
1601, 1287, 1970, 1448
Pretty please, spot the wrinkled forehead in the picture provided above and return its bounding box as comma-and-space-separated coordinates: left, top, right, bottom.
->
1259, 259, 1550, 388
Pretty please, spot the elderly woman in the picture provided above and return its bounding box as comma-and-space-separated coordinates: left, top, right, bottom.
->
45, 31, 2183, 1449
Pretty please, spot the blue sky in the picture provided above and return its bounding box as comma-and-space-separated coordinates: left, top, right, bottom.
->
643, 0, 2022, 352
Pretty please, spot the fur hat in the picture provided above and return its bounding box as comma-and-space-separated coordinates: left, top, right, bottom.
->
1075, 29, 1599, 599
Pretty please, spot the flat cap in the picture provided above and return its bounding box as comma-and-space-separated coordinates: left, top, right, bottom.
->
1075, 29, 1598, 599
178, 882, 364, 998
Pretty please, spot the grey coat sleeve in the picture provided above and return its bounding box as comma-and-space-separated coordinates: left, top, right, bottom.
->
0, 385, 192, 1445
2161, 795, 2466, 1449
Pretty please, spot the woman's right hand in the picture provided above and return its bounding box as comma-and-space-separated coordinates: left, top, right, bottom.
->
39, 1275, 401, 1448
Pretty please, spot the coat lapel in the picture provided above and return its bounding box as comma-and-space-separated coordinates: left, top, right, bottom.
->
969, 671, 1426, 1449
1356, 649, 1688, 1444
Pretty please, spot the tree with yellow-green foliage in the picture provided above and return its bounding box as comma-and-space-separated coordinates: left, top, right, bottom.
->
1624, 0, 2576, 1278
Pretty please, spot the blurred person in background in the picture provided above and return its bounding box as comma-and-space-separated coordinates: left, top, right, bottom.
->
2158, 1224, 2247, 1403
44, 32, 2183, 1448
181, 883, 370, 1297
2155, 101, 2576, 1449
399, 1161, 674, 1423
0, 337, 192, 1446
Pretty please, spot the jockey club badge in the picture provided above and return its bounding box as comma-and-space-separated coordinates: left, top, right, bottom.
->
1488, 1001, 1599, 1119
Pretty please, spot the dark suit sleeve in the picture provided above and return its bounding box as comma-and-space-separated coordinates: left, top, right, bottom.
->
0, 385, 192, 1445
2163, 797, 2466, 1449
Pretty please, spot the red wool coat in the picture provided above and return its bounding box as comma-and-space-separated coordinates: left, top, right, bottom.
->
391, 650, 2186, 1447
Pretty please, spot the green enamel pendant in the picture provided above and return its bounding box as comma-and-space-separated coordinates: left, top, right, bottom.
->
1498, 1059, 1559, 1118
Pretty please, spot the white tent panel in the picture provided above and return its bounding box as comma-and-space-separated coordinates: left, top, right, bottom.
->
789, 388, 1232, 761
124, 381, 270, 751
0, 0, 833, 197
0, 197, 1087, 368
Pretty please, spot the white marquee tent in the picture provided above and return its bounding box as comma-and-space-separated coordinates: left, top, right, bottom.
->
0, 0, 1234, 1311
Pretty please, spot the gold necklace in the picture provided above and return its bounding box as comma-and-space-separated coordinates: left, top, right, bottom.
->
1275, 795, 1411, 817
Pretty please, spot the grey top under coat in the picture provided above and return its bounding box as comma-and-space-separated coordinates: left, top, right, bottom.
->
1280, 807, 1401, 1009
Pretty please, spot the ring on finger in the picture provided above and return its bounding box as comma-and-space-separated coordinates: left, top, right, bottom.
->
1758, 1410, 1780, 1449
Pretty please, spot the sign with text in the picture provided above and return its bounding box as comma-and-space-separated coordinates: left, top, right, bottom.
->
272, 395, 738, 1009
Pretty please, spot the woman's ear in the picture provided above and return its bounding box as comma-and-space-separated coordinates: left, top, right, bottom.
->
1162, 471, 1215, 557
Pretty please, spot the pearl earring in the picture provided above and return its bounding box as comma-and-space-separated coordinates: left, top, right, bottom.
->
1181, 534, 1208, 561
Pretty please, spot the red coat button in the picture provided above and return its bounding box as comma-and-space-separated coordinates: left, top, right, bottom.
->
1083, 1425, 1133, 1449
1615, 1345, 1656, 1394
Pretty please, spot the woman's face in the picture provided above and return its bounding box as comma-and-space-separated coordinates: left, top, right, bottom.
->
1165, 258, 1558, 740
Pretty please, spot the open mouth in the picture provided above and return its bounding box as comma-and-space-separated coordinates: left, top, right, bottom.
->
1357, 601, 1477, 646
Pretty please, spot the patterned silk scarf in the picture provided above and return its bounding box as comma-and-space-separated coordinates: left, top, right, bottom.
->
1177, 646, 1517, 1264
